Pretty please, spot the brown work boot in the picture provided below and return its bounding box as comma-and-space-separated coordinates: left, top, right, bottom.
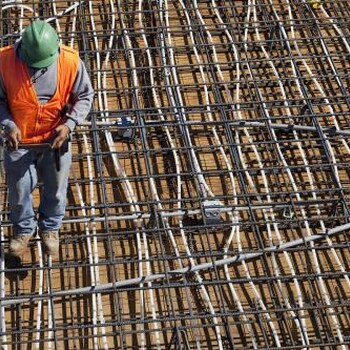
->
9, 234, 32, 257
40, 231, 59, 256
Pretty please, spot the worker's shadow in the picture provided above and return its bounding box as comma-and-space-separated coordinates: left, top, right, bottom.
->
4, 253, 28, 281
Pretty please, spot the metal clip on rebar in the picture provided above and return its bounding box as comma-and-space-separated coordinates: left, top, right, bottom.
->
114, 116, 134, 140
202, 199, 223, 226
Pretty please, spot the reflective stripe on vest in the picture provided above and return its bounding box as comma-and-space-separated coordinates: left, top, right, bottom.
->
0, 45, 79, 143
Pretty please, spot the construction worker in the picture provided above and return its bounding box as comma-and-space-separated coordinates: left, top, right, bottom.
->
0, 20, 94, 256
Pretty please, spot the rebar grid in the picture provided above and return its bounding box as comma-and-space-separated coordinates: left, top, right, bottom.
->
1, 0, 350, 349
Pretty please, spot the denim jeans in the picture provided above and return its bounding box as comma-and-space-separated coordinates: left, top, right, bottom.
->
4, 145, 71, 235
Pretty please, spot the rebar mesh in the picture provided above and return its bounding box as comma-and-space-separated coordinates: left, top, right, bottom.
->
1, 0, 350, 349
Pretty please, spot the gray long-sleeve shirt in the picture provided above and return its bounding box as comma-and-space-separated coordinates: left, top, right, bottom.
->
0, 41, 94, 133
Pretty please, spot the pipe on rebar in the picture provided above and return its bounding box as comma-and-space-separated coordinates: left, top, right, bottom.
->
2, 220, 349, 306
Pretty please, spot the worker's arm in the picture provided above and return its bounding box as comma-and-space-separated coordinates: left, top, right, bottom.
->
52, 58, 94, 149
63, 58, 94, 132
0, 76, 21, 149
0, 76, 16, 132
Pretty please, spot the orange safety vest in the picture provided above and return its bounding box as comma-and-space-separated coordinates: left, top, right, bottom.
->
0, 45, 79, 143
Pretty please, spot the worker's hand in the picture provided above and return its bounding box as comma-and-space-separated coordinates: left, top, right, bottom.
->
5, 125, 21, 150
52, 125, 70, 149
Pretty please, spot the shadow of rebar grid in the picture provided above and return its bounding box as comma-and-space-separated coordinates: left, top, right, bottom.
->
1, 0, 350, 349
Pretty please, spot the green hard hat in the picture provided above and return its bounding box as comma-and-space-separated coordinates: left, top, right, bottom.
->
20, 20, 59, 68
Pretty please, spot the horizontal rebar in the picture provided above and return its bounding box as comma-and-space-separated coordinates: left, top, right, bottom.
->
2, 220, 349, 307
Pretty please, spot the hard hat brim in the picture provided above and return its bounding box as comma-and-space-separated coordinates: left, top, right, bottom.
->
20, 46, 59, 68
